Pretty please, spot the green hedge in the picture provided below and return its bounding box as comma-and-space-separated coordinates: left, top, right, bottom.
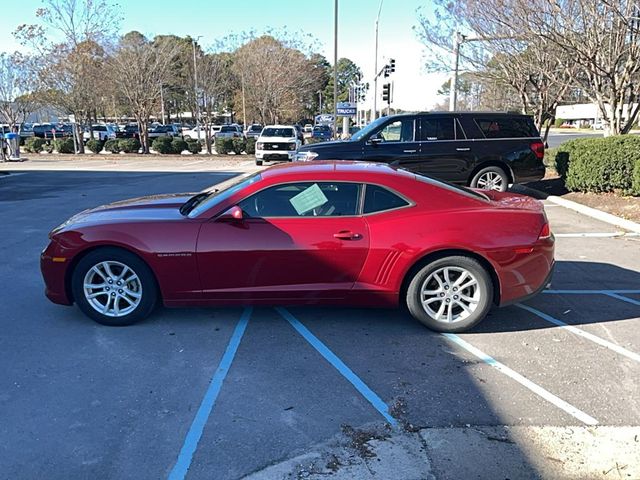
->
245, 137, 256, 155
86, 139, 104, 154
118, 138, 140, 153
231, 137, 246, 154
633, 160, 640, 195
152, 136, 173, 154
215, 137, 234, 154
104, 139, 120, 153
171, 138, 188, 154
554, 135, 640, 195
185, 138, 202, 154
24, 137, 47, 153
53, 138, 75, 154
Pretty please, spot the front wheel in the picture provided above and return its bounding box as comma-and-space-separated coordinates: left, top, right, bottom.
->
470, 166, 509, 192
71, 248, 158, 326
406, 256, 493, 332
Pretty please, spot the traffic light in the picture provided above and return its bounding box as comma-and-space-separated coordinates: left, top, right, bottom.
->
383, 65, 390, 78
382, 83, 391, 103
389, 58, 396, 74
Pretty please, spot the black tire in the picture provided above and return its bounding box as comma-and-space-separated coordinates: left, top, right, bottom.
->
406, 256, 493, 333
256, 159, 263, 166
470, 166, 509, 192
71, 247, 158, 326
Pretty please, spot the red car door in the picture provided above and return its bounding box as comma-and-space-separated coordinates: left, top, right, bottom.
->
196, 182, 369, 301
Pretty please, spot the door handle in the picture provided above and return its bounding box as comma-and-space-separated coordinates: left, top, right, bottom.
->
456, 147, 471, 151
403, 149, 417, 153
333, 230, 362, 240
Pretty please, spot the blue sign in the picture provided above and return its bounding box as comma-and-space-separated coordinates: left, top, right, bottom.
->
336, 102, 357, 116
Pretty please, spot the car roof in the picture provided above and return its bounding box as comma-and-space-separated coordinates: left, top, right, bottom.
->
379, 111, 532, 119
260, 160, 415, 181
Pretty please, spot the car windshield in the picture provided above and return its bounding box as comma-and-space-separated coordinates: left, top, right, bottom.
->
350, 116, 389, 141
183, 173, 262, 218
262, 128, 294, 137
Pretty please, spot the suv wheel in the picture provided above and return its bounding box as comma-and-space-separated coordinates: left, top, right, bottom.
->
471, 167, 509, 192
406, 256, 493, 333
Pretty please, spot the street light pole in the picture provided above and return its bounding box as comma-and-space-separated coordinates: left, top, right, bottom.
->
333, 0, 338, 138
373, 0, 384, 121
192, 36, 203, 142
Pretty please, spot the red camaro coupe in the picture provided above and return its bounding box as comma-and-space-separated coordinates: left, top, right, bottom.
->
41, 161, 554, 332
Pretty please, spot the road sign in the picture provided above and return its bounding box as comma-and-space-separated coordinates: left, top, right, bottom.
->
336, 102, 357, 116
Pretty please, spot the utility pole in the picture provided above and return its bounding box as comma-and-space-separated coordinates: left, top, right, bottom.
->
192, 36, 202, 142
449, 31, 462, 112
160, 84, 166, 125
333, 0, 338, 138
373, 0, 384, 121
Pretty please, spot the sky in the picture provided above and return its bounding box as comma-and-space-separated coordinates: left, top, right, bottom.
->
0, 0, 449, 112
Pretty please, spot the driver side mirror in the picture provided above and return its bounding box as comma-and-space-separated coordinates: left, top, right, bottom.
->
218, 205, 243, 221
368, 134, 383, 145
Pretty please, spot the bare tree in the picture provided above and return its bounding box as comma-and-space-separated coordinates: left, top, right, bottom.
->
108, 32, 178, 153
0, 53, 38, 129
198, 52, 235, 153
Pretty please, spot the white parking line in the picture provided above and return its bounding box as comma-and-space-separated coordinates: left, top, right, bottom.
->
544, 290, 640, 295
442, 333, 598, 425
554, 232, 639, 238
516, 304, 640, 364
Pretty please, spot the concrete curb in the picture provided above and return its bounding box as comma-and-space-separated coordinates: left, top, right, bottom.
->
547, 195, 640, 234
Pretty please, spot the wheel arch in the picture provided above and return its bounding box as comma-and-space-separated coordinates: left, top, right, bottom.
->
65, 244, 162, 304
467, 160, 514, 186
399, 249, 501, 307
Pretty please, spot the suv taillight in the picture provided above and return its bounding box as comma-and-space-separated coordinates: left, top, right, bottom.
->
530, 141, 545, 160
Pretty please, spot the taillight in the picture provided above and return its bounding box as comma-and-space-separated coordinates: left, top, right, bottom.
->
530, 141, 545, 160
538, 222, 551, 240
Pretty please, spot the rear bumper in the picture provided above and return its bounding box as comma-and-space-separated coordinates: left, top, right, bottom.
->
513, 164, 545, 184
500, 261, 554, 307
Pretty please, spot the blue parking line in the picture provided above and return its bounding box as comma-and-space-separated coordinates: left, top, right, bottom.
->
544, 289, 640, 295
275, 307, 398, 427
168, 307, 252, 480
604, 292, 640, 307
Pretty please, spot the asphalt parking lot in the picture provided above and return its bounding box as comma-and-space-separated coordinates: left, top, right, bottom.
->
1, 169, 639, 479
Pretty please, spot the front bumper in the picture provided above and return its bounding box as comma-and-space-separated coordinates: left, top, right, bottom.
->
256, 150, 296, 161
40, 240, 73, 306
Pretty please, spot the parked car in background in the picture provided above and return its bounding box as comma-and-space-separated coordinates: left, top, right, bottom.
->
44, 124, 73, 140
216, 124, 244, 139
33, 123, 54, 139
41, 161, 554, 332
182, 125, 220, 141
116, 124, 139, 139
255, 125, 301, 165
83, 124, 118, 142
245, 124, 263, 139
297, 112, 545, 192
19, 123, 34, 139
303, 124, 313, 133
311, 124, 332, 141
148, 124, 180, 139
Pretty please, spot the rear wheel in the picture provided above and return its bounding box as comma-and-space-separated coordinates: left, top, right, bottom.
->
471, 166, 509, 192
406, 256, 493, 332
71, 248, 158, 326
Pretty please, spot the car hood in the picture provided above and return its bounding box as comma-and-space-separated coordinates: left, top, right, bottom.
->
51, 193, 194, 234
298, 140, 351, 152
257, 136, 297, 142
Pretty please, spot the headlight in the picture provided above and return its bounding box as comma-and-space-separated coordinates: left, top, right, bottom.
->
295, 151, 318, 162
288, 142, 297, 151
256, 142, 264, 150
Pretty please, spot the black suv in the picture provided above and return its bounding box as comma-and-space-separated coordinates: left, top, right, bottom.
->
295, 112, 545, 191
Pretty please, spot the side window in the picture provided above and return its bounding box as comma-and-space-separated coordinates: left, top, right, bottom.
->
419, 117, 455, 141
376, 118, 415, 143
363, 184, 410, 214
239, 182, 360, 218
474, 117, 538, 138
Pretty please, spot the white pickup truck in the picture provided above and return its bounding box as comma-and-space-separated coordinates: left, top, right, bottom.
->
255, 125, 301, 166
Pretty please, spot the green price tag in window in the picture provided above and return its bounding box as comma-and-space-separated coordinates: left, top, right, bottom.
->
289, 184, 328, 215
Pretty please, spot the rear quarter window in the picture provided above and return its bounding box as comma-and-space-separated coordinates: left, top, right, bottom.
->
474, 117, 538, 139
363, 184, 410, 214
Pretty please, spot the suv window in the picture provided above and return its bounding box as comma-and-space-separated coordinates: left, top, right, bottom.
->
474, 117, 537, 139
363, 184, 410, 214
419, 117, 455, 141
377, 118, 415, 143
239, 182, 360, 218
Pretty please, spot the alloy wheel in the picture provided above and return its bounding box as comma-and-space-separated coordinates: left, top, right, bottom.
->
82, 261, 142, 318
476, 171, 505, 191
420, 266, 480, 324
